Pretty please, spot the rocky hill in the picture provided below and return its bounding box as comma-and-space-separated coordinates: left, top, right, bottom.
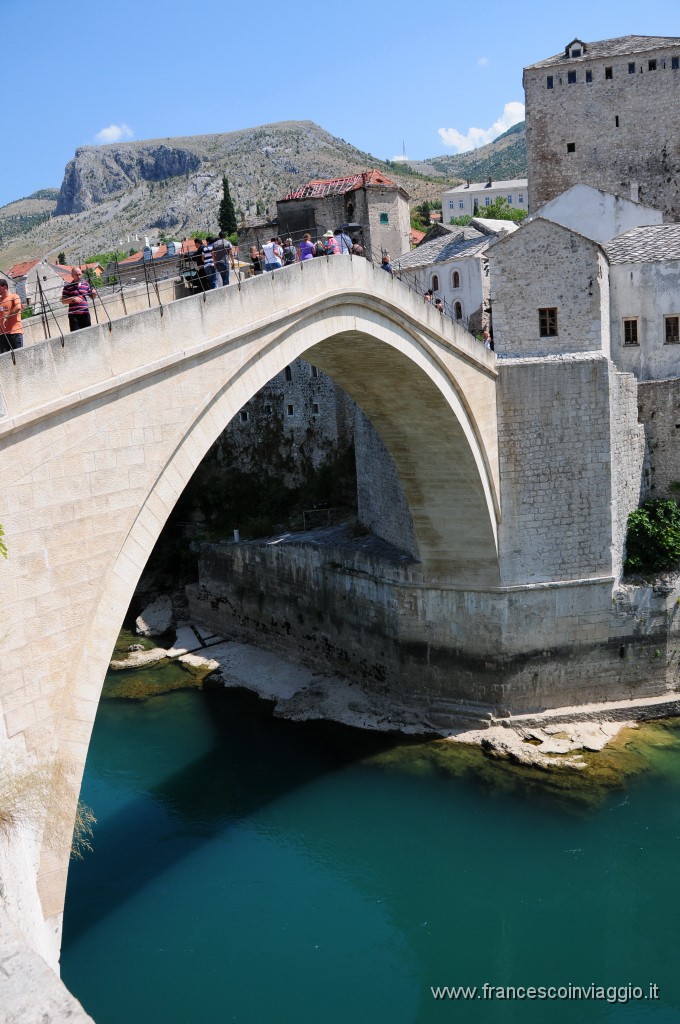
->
422, 123, 527, 182
0, 190, 59, 247
0, 121, 454, 269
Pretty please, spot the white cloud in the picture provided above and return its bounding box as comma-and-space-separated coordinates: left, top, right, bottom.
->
438, 101, 525, 153
94, 123, 134, 145
477, 56, 489, 66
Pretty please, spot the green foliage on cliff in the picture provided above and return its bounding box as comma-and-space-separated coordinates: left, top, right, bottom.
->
0, 523, 6, 558
624, 500, 680, 574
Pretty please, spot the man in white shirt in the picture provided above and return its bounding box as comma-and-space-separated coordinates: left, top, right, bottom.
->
262, 237, 283, 271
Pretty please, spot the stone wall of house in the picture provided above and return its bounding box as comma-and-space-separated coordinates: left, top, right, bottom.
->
637, 377, 680, 498
215, 359, 355, 488
489, 218, 609, 357
609, 261, 680, 380
524, 42, 680, 218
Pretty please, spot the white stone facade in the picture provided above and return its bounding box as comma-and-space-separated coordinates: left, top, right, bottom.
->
442, 178, 528, 220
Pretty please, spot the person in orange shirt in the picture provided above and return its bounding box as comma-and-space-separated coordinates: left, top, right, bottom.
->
0, 279, 23, 352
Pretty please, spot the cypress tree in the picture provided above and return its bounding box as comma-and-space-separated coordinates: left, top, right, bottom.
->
218, 176, 237, 235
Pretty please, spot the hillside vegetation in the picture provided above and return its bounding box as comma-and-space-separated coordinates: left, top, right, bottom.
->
0, 122, 456, 269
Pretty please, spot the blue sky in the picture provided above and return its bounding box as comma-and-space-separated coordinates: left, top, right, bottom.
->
3, 0, 680, 208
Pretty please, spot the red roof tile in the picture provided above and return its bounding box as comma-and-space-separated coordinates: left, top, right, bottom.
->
280, 169, 398, 202
8, 259, 40, 278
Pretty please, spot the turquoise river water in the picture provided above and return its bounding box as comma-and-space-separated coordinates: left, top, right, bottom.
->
61, 680, 680, 1024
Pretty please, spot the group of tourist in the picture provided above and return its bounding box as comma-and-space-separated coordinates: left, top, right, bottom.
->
191, 233, 236, 290
249, 230, 366, 275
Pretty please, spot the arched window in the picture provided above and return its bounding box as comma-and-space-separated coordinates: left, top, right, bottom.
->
452, 270, 460, 289
284, 365, 292, 381
432, 274, 439, 291
454, 302, 463, 321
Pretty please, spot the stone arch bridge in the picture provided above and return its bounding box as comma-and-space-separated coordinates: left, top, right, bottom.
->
0, 256, 500, 962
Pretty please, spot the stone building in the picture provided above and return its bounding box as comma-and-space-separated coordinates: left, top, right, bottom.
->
394, 220, 516, 331
526, 183, 663, 243
276, 170, 411, 260
524, 35, 680, 218
442, 178, 528, 219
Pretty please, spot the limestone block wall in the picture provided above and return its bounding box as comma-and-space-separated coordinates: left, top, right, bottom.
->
489, 219, 610, 357
354, 407, 418, 557
610, 368, 648, 573
609, 262, 680, 380
637, 378, 680, 497
188, 538, 680, 715
524, 43, 680, 217
496, 354, 619, 585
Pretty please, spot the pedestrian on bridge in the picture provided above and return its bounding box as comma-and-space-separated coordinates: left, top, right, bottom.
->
61, 267, 97, 332
0, 280, 23, 352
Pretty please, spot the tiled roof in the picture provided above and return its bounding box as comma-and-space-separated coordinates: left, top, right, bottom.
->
443, 179, 527, 194
603, 225, 680, 264
526, 35, 680, 69
118, 239, 198, 265
280, 170, 398, 201
8, 259, 40, 278
410, 229, 426, 246
395, 228, 489, 270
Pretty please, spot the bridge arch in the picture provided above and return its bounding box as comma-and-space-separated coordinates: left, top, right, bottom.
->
0, 256, 499, 948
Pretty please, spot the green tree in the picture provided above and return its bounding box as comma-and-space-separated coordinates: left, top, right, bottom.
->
0, 523, 6, 558
57, 252, 66, 265
218, 176, 237, 235
624, 500, 680, 574
475, 196, 527, 222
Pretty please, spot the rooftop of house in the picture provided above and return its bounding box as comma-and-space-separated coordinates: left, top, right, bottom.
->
395, 227, 490, 271
8, 259, 41, 279
117, 240, 199, 266
443, 178, 528, 195
526, 35, 680, 69
603, 224, 680, 264
279, 170, 400, 202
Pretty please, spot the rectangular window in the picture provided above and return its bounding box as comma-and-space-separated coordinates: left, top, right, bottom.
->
568, 70, 576, 84
484, 197, 491, 206
264, 404, 272, 415
665, 316, 680, 344
310, 364, 319, 378
312, 403, 320, 415
239, 410, 249, 423
615, 115, 620, 127
628, 61, 636, 74
648, 59, 657, 71
507, 195, 513, 204
623, 319, 639, 346
585, 70, 592, 83
287, 404, 294, 416
567, 142, 576, 153
571, 48, 581, 57
673, 57, 679, 70
547, 75, 554, 89
518, 194, 524, 203
449, 200, 454, 209
379, 212, 389, 225
539, 308, 558, 337
605, 66, 613, 79
459, 200, 464, 208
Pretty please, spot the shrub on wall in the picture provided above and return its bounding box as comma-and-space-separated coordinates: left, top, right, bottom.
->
624, 499, 680, 574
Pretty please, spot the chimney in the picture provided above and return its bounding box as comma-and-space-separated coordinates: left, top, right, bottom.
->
630, 180, 639, 203
487, 177, 492, 187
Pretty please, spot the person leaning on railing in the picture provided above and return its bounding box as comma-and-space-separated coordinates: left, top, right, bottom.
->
60, 267, 97, 332
0, 279, 23, 352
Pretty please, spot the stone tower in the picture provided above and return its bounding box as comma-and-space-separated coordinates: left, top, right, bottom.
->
523, 35, 680, 218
